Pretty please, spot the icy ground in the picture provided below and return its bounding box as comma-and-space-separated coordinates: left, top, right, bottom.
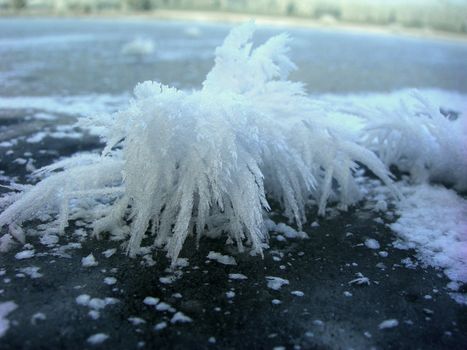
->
0, 88, 466, 349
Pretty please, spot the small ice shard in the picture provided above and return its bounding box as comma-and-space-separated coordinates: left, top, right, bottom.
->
19, 267, 42, 279
207, 252, 237, 265
159, 276, 176, 284
378, 319, 399, 329
76, 294, 91, 306
31, 312, 46, 325
128, 317, 146, 326
103, 277, 117, 285
40, 234, 59, 246
226, 291, 235, 299
81, 254, 98, 267
291, 291, 304, 297
170, 312, 192, 324
87, 333, 109, 345
102, 248, 116, 258
349, 272, 370, 285
143, 297, 159, 306
155, 302, 171, 311
15, 250, 35, 260
154, 321, 167, 331
266, 276, 289, 290
88, 298, 107, 310
364, 239, 380, 250
88, 310, 100, 320
228, 273, 248, 280
0, 301, 18, 337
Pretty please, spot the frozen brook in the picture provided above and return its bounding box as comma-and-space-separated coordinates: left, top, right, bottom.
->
0, 18, 466, 349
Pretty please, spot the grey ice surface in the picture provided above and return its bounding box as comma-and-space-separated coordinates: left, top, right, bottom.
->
0, 18, 466, 350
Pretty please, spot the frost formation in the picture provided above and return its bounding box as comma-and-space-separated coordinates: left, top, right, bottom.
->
0, 23, 399, 264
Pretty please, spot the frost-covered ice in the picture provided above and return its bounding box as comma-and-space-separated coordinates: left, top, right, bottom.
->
391, 184, 467, 283
266, 276, 289, 290
228, 273, 248, 280
378, 319, 399, 329
0, 301, 17, 338
207, 252, 237, 265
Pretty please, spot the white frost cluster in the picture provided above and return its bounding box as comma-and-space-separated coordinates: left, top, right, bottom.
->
359, 92, 467, 191
0, 23, 403, 264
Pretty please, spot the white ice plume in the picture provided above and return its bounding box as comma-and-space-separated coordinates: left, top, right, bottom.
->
0, 23, 399, 264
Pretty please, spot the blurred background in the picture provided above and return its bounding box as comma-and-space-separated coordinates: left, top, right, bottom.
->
1, 1, 467, 99
1, 0, 467, 35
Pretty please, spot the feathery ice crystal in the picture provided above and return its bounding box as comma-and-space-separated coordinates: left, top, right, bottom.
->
0, 23, 399, 263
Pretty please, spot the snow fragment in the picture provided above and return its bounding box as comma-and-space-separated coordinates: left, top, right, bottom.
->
291, 291, 304, 297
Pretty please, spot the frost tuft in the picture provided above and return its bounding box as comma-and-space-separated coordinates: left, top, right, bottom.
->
0, 23, 400, 264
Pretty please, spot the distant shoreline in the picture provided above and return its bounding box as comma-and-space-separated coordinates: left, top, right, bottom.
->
3, 9, 467, 44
